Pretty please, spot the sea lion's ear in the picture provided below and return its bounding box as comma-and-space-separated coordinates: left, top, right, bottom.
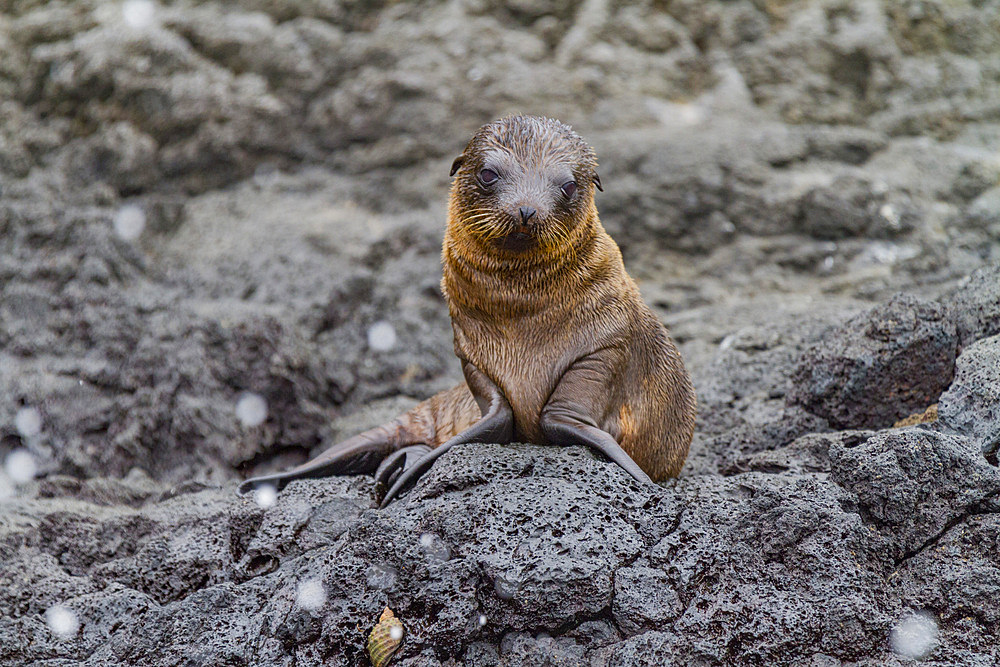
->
594, 173, 603, 192
450, 155, 465, 177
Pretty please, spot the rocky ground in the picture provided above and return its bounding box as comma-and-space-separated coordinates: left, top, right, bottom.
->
2, 0, 999, 665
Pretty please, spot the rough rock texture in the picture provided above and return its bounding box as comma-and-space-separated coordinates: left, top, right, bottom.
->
789, 294, 958, 429
948, 264, 1000, 348
937, 334, 1000, 457
2, 0, 1000, 665
830, 429, 1000, 557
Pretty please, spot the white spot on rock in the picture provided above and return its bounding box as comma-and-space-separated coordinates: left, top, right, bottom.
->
4, 449, 37, 484
890, 610, 939, 660
122, 0, 156, 29
855, 241, 919, 267
114, 204, 146, 241
879, 203, 901, 228
296, 579, 326, 611
367, 321, 397, 352
677, 103, 703, 125
15, 407, 42, 438
236, 393, 268, 428
365, 563, 398, 591
253, 484, 277, 509
478, 613, 487, 627
45, 605, 79, 639
419, 532, 451, 562
493, 575, 517, 600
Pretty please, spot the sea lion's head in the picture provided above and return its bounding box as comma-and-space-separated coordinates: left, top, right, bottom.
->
448, 115, 602, 253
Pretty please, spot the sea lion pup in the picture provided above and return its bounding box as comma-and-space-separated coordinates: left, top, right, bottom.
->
240, 115, 697, 506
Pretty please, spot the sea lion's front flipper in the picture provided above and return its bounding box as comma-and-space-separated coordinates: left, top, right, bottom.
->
540, 410, 653, 485
238, 426, 406, 494
379, 362, 513, 507
539, 355, 654, 486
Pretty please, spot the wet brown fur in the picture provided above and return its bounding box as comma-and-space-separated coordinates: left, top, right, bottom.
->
393, 115, 696, 480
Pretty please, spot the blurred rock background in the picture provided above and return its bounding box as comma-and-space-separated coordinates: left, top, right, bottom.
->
1, 1, 999, 665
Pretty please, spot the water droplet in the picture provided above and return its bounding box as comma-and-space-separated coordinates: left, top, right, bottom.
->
4, 449, 37, 484
122, 0, 156, 29
296, 578, 326, 611
253, 484, 277, 509
879, 203, 900, 228
419, 533, 451, 562
236, 393, 268, 428
367, 321, 397, 352
677, 103, 703, 125
890, 610, 938, 660
365, 563, 398, 591
478, 613, 487, 627
114, 204, 146, 240
493, 575, 517, 600
14, 407, 42, 438
389, 625, 403, 641
45, 605, 79, 639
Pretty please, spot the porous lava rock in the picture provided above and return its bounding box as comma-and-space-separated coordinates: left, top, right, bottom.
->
3, 1, 1000, 665
789, 295, 958, 430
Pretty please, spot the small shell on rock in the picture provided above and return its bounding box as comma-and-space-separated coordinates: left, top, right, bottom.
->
367, 607, 404, 667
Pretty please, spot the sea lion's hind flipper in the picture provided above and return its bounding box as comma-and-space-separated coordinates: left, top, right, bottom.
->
373, 444, 432, 499
238, 430, 399, 494
238, 383, 480, 497
379, 362, 513, 507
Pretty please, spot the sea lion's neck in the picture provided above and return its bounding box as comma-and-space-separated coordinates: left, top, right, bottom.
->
442, 208, 622, 319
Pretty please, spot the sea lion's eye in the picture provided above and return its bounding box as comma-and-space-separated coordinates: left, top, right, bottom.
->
478, 169, 499, 185
561, 181, 577, 199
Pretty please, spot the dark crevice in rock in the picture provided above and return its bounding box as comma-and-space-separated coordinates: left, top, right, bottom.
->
892, 489, 1000, 571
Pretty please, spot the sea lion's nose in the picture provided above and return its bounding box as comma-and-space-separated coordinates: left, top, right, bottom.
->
519, 206, 537, 224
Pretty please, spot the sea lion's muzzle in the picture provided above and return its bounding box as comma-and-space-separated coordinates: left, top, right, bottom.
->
496, 226, 536, 251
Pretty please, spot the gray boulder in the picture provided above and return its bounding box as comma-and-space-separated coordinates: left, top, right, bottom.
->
948, 264, 1000, 348
830, 429, 1000, 557
937, 335, 1000, 456
790, 295, 958, 429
